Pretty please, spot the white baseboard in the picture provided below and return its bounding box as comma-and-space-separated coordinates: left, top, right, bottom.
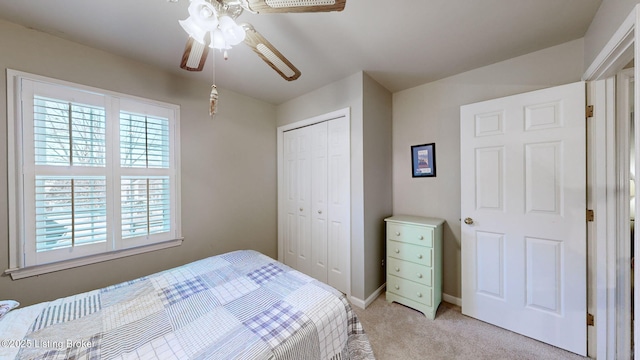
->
350, 283, 386, 309
350, 286, 461, 309
442, 293, 462, 307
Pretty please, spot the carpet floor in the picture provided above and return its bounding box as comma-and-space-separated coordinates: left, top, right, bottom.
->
352, 294, 589, 360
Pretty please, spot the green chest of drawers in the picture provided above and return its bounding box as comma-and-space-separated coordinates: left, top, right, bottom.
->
385, 215, 444, 319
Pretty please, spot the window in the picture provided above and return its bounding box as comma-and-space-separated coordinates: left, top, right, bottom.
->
7, 70, 182, 279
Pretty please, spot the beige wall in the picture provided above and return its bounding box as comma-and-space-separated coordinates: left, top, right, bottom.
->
277, 72, 392, 303
362, 74, 393, 297
0, 20, 278, 306
584, 0, 639, 70
392, 39, 585, 299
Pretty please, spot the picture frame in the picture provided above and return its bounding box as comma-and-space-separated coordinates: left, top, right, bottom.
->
411, 143, 436, 177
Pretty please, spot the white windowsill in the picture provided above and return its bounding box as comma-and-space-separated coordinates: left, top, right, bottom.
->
4, 238, 184, 280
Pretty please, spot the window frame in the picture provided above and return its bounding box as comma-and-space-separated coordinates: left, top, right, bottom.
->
6, 69, 182, 280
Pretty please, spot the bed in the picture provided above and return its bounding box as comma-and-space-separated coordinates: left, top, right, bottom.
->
0, 250, 375, 360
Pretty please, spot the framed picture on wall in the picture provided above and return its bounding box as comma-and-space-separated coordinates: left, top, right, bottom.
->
411, 143, 436, 177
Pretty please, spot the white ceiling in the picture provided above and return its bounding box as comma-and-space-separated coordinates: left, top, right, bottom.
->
0, 0, 602, 105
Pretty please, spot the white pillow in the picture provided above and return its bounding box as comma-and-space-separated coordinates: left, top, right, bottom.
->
0, 300, 19, 320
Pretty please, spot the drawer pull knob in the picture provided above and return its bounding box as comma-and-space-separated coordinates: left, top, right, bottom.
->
418, 254, 423, 259
395, 231, 401, 236
417, 292, 422, 298
395, 267, 400, 272
417, 273, 423, 278
395, 285, 400, 290
419, 235, 424, 240
395, 248, 400, 253
299, 208, 304, 212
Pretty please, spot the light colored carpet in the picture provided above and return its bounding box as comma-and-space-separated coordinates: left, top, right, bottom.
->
352, 295, 588, 360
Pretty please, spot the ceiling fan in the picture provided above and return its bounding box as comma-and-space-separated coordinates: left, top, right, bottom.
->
178, 0, 347, 82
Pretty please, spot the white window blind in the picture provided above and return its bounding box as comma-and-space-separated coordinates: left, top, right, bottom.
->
35, 176, 108, 252
34, 96, 106, 167
7, 71, 182, 277
121, 176, 171, 239
120, 112, 169, 168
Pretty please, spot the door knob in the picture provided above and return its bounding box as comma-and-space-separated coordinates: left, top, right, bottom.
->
464, 217, 474, 225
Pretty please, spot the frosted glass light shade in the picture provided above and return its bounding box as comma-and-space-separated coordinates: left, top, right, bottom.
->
189, 0, 218, 31
210, 29, 230, 49
179, 17, 208, 44
218, 16, 246, 45
188, 0, 219, 31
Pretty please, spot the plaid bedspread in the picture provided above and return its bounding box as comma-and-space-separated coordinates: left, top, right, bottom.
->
2, 250, 375, 360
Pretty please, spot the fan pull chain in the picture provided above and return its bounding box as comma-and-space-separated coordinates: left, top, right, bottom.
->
210, 51, 218, 116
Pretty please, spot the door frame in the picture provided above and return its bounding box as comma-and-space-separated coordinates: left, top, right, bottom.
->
582, 5, 638, 359
615, 68, 634, 359
276, 107, 351, 298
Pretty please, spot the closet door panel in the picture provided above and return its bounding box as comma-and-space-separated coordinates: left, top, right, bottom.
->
311, 122, 329, 282
283, 130, 298, 267
283, 126, 313, 274
295, 126, 313, 276
327, 117, 350, 294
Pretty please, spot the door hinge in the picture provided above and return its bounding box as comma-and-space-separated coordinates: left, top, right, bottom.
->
587, 313, 594, 326
586, 105, 594, 118
586, 209, 594, 222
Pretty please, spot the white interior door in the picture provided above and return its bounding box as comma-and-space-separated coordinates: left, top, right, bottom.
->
460, 82, 586, 355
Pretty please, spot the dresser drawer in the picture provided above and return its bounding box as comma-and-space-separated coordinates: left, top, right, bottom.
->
387, 257, 432, 287
387, 274, 433, 307
387, 223, 434, 247
387, 240, 432, 267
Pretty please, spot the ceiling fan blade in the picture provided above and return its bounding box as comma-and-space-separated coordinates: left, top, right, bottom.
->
241, 0, 346, 13
242, 24, 301, 81
180, 37, 209, 72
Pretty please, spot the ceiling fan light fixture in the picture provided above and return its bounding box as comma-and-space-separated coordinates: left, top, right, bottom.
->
218, 16, 246, 46
179, 17, 208, 44
179, 0, 341, 81
210, 29, 230, 49
188, 0, 219, 31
